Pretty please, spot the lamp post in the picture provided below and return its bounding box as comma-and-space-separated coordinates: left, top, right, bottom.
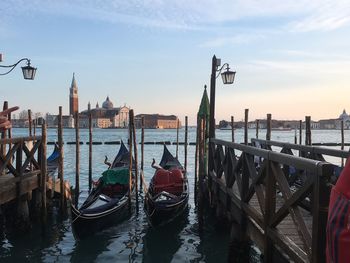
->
209, 55, 236, 140
0, 56, 37, 80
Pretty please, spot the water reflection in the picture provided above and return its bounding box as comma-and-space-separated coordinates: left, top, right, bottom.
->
142, 207, 189, 263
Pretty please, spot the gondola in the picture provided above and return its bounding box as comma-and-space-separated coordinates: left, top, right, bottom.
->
71, 141, 135, 239
47, 143, 59, 176
144, 145, 189, 227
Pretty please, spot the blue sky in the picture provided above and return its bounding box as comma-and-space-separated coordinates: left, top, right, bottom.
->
1, 0, 350, 124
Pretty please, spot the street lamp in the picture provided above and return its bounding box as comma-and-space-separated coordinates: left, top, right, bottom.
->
209, 55, 236, 140
0, 57, 37, 80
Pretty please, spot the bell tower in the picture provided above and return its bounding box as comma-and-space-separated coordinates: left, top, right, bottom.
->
69, 72, 79, 116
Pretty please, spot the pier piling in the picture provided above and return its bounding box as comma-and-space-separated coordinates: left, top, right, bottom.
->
74, 112, 80, 205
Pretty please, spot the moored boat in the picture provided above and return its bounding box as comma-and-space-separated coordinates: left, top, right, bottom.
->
71, 141, 135, 239
144, 145, 189, 227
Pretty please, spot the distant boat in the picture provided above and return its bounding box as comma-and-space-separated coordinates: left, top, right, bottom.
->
271, 127, 292, 131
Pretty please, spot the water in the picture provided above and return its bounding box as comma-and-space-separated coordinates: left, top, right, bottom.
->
1, 128, 348, 262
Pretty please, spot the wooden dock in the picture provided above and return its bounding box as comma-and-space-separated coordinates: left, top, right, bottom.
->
201, 138, 349, 263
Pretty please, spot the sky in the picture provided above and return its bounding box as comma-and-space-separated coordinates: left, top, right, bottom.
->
0, 0, 350, 125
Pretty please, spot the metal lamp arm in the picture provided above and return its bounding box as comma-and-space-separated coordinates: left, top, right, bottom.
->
215, 63, 230, 79
0, 58, 31, 76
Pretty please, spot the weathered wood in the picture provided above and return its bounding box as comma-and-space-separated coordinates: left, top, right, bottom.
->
256, 119, 259, 139
185, 116, 188, 171
341, 120, 344, 167
140, 117, 144, 191
305, 116, 311, 146
208, 138, 334, 262
131, 110, 139, 207
266, 114, 271, 141
231, 116, 235, 142
299, 120, 302, 145
28, 109, 32, 137
58, 106, 64, 213
41, 123, 47, 217
128, 110, 134, 207
244, 109, 248, 145
89, 112, 92, 191
176, 118, 179, 159
74, 112, 80, 205
1, 102, 8, 169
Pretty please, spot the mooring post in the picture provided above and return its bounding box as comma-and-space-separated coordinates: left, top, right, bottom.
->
128, 110, 134, 209
74, 112, 80, 206
231, 116, 235, 142
244, 109, 249, 145
28, 109, 32, 137
33, 118, 36, 136
341, 120, 344, 167
41, 122, 47, 220
294, 128, 297, 144
311, 163, 332, 263
266, 114, 271, 141
185, 116, 188, 171
299, 120, 302, 145
305, 116, 311, 146
58, 106, 65, 214
1, 102, 8, 170
176, 118, 179, 159
197, 117, 206, 232
195, 118, 200, 202
256, 119, 259, 139
131, 110, 139, 209
88, 112, 92, 191
140, 117, 144, 191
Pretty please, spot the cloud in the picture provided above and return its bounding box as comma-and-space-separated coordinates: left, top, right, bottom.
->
200, 33, 265, 47
1, 0, 350, 32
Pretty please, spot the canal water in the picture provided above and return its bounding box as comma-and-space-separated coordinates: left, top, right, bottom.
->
1, 128, 348, 262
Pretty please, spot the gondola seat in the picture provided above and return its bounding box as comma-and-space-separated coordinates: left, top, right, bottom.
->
153, 168, 184, 195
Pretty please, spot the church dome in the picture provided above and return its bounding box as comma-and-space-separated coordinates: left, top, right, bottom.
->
102, 96, 114, 109
339, 109, 349, 120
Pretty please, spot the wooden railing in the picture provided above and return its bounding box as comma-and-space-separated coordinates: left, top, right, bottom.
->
208, 138, 332, 263
0, 136, 46, 204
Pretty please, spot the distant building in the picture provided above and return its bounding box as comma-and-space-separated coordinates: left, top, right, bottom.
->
46, 113, 74, 128
69, 73, 79, 116
79, 97, 130, 128
135, 114, 180, 129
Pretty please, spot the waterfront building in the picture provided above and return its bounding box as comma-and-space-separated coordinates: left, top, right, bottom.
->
135, 114, 180, 129
79, 97, 130, 128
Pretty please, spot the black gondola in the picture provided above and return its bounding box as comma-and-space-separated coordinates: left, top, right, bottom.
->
144, 145, 189, 227
71, 141, 135, 239
47, 143, 59, 176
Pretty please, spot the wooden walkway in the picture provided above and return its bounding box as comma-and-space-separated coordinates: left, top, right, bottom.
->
204, 138, 349, 263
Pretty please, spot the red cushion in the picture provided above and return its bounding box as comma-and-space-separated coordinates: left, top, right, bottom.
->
153, 168, 184, 194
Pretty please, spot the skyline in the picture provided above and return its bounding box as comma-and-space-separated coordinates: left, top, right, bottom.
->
1, 1, 349, 125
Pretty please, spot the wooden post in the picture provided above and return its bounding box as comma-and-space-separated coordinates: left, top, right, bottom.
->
131, 110, 139, 208
294, 128, 297, 144
256, 119, 259, 139
89, 112, 92, 191
41, 122, 47, 218
185, 116, 188, 171
195, 117, 200, 202
28, 109, 32, 137
58, 106, 65, 213
311, 163, 332, 263
244, 109, 248, 145
266, 114, 272, 141
176, 118, 179, 159
299, 120, 302, 145
140, 117, 144, 191
74, 112, 80, 205
128, 110, 134, 208
1, 102, 8, 167
197, 117, 206, 232
305, 116, 311, 146
341, 120, 344, 167
231, 116, 235, 142
33, 119, 36, 136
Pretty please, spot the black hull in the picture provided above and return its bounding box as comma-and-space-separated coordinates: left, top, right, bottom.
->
71, 197, 131, 239
144, 193, 189, 227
